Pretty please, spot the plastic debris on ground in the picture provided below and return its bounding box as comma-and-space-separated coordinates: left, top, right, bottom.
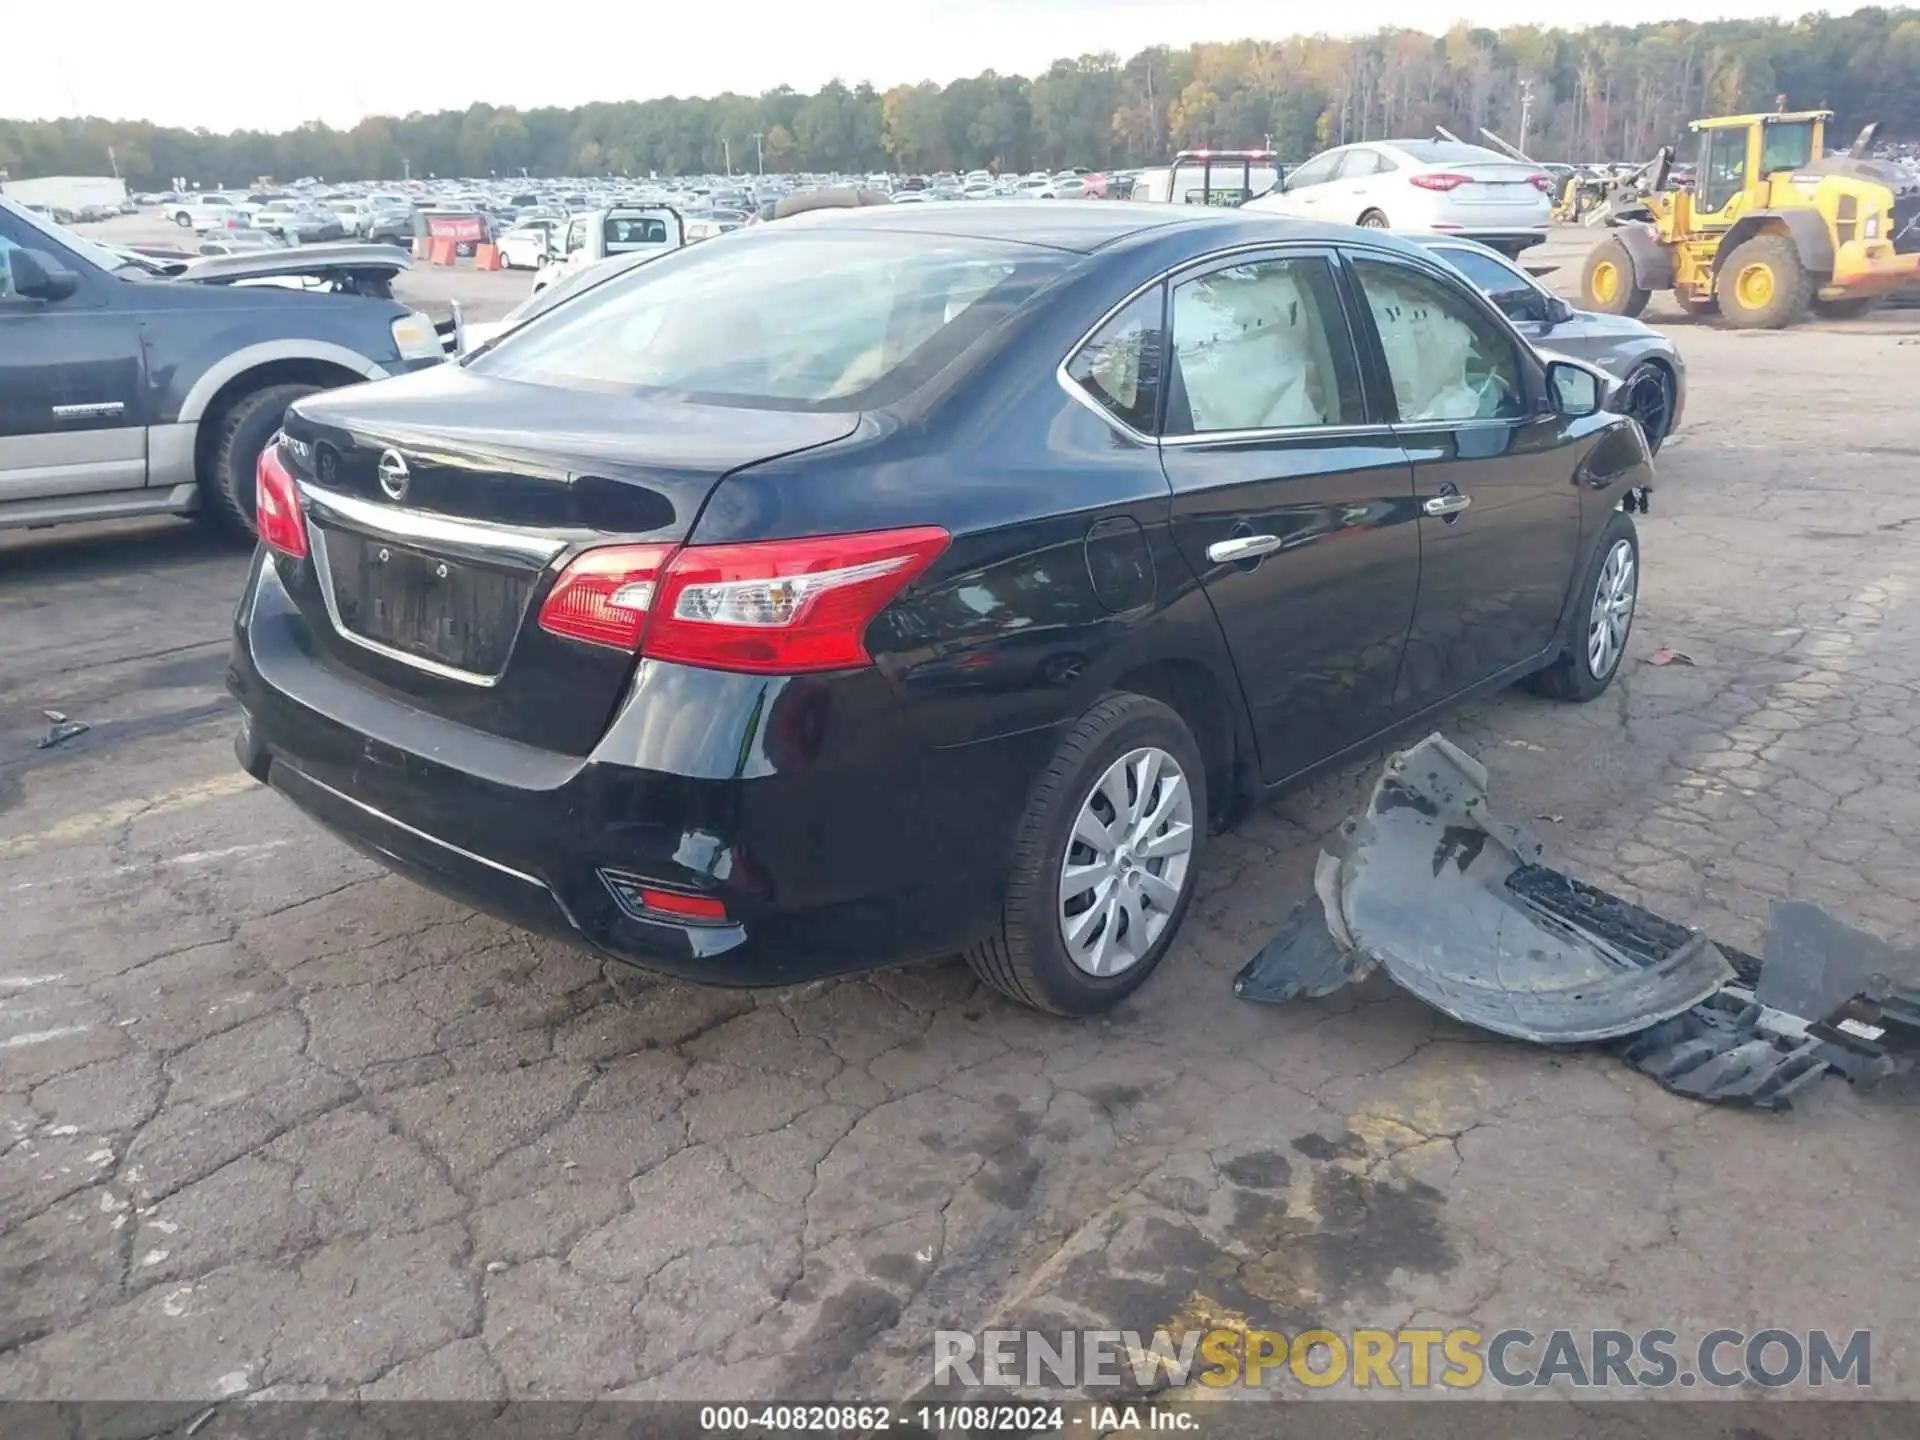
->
1235, 733, 1918, 1110
37, 710, 90, 749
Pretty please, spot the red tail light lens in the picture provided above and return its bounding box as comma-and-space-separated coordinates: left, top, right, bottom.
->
535, 543, 673, 650
1410, 172, 1471, 192
539, 526, 950, 674
1529, 174, 1555, 193
648, 526, 950, 674
256, 443, 308, 558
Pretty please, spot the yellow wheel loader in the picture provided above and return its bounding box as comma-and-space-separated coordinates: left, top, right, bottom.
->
1580, 109, 1920, 328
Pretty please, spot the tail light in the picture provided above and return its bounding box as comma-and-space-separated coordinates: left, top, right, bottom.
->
256, 444, 308, 559
538, 526, 950, 674
535, 543, 672, 651
1410, 172, 1471, 192
1529, 174, 1555, 193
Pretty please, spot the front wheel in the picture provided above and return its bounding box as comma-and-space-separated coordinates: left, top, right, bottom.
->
1714, 234, 1813, 329
1582, 237, 1651, 317
1528, 511, 1639, 702
964, 693, 1207, 1016
198, 382, 320, 541
1357, 209, 1389, 229
1622, 363, 1675, 455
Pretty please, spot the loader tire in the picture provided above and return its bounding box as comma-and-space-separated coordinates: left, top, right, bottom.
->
1582, 237, 1650, 317
1714, 234, 1813, 329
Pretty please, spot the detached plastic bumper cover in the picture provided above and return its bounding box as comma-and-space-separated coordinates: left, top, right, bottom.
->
1238, 734, 1734, 1042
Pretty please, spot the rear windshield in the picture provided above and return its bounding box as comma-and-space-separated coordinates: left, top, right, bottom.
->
603, 215, 670, 249
1391, 140, 1506, 164
471, 229, 1066, 410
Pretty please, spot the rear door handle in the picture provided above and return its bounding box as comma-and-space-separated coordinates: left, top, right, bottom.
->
1423, 494, 1472, 518
1208, 534, 1283, 563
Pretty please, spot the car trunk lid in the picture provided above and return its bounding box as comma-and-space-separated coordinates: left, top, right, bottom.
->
275, 366, 859, 754
1438, 162, 1550, 207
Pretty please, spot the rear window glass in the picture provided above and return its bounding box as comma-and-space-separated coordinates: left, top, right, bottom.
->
604, 215, 670, 248
1390, 140, 1506, 164
473, 230, 1066, 410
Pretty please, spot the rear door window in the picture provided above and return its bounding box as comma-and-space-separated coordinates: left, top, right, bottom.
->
1283, 153, 1342, 190
1165, 255, 1362, 434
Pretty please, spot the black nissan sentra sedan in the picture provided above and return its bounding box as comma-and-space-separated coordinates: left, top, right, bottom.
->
230, 203, 1653, 1016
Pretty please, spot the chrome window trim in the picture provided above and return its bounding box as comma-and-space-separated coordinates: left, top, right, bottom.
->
1162, 422, 1395, 448
1055, 234, 1523, 445
1056, 238, 1366, 446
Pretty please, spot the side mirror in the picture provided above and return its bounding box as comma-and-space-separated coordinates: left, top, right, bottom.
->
10, 249, 81, 302
1547, 360, 1603, 418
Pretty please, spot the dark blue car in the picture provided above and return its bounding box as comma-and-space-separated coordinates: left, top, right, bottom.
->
230, 202, 1654, 1016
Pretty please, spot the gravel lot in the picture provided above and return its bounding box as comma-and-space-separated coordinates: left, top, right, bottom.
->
3, 216, 1919, 1405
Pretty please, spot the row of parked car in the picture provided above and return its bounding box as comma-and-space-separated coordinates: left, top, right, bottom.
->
161, 191, 414, 244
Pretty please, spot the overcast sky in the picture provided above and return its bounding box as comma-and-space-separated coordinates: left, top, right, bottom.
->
20, 0, 1812, 133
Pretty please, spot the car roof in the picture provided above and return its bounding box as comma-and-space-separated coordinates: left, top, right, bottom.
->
770, 199, 1421, 257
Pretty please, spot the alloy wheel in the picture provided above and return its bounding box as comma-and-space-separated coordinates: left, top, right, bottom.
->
1587, 539, 1637, 679
1625, 369, 1671, 450
1058, 746, 1195, 977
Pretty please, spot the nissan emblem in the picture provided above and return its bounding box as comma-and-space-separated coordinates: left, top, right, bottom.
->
376, 449, 410, 502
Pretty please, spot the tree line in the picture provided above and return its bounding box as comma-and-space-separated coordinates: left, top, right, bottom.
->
4, 9, 1916, 189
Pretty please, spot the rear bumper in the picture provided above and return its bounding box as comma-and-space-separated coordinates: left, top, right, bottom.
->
229, 556, 1046, 987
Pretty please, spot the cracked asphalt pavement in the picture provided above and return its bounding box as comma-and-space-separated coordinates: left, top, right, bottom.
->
4, 238, 1919, 1403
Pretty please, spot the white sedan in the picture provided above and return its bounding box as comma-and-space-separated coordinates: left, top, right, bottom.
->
497, 219, 560, 270
1246, 139, 1552, 256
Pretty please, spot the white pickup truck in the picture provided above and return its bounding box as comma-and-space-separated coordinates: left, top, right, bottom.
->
529, 205, 685, 295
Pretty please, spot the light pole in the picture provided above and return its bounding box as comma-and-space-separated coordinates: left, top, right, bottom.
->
1518, 78, 1535, 158
723, 138, 732, 176
751, 132, 765, 174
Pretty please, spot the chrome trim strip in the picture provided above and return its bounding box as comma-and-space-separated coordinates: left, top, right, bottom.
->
279, 764, 547, 888
1162, 422, 1396, 447
52, 401, 126, 419
298, 479, 572, 564
1391, 417, 1533, 436
1054, 370, 1156, 445
307, 527, 509, 689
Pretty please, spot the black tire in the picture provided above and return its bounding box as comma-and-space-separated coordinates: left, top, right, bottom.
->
1811, 296, 1874, 321
1529, 510, 1639, 702
964, 693, 1208, 1016
1357, 209, 1389, 229
198, 383, 320, 540
1622, 362, 1674, 455
1582, 237, 1650, 317
173, 211, 193, 227
1714, 233, 1813, 329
